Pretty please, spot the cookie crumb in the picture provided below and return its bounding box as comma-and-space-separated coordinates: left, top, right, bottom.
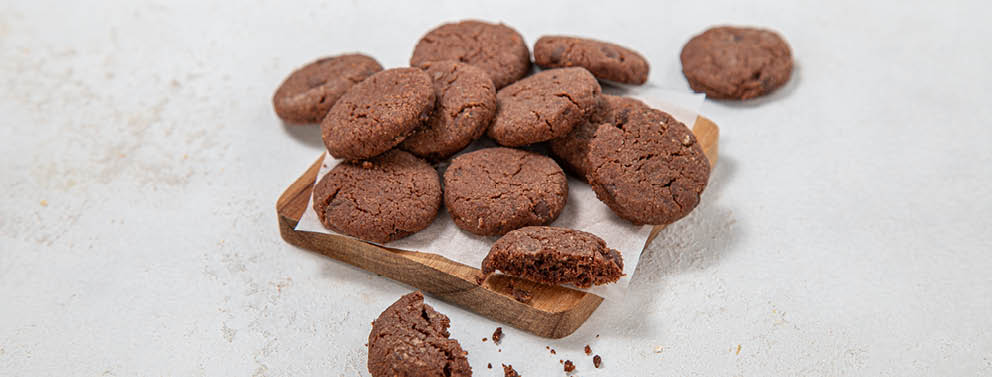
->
39, 200, 48, 207
584, 345, 591, 355
564, 360, 575, 372
493, 327, 503, 343
502, 363, 520, 377
736, 344, 741, 355
512, 285, 533, 303
488, 363, 492, 369
550, 348, 556, 355
593, 355, 602, 368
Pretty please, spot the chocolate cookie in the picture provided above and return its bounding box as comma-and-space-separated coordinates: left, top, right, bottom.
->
312, 150, 441, 243
444, 147, 568, 236
368, 291, 472, 377
481, 226, 624, 288
411, 20, 531, 89
587, 105, 710, 225
272, 54, 383, 124
534, 36, 650, 85
680, 26, 793, 100
321, 67, 435, 160
488, 67, 601, 147
548, 94, 618, 182
400, 61, 498, 161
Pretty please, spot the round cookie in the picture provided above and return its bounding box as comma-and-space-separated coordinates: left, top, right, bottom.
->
534, 36, 650, 85
410, 20, 531, 89
400, 61, 498, 161
368, 291, 472, 377
488, 67, 601, 147
272, 54, 382, 124
312, 150, 441, 243
587, 106, 710, 225
321, 68, 435, 160
444, 147, 568, 236
680, 26, 793, 100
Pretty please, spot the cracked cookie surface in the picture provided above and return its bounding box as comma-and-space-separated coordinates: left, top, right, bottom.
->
272, 53, 383, 124
312, 150, 441, 243
400, 61, 497, 161
534, 36, 649, 85
321, 67, 435, 160
444, 147, 568, 236
588, 104, 710, 225
488, 67, 601, 147
410, 20, 530, 89
548, 94, 621, 182
680, 26, 793, 99
368, 291, 472, 377
482, 226, 624, 288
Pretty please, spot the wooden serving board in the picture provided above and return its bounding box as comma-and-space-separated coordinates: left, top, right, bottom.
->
276, 117, 719, 339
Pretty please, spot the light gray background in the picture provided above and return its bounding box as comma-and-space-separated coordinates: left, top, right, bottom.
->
2, 0, 990, 376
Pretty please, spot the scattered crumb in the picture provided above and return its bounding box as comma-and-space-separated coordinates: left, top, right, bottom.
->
493, 327, 503, 343
654, 346, 664, 353
559, 359, 563, 364
736, 344, 742, 355
564, 360, 575, 372
502, 364, 520, 377
363, 343, 367, 347
39, 200, 48, 207
482, 338, 487, 342
498, 349, 502, 352
593, 355, 602, 368
546, 346, 550, 350
595, 334, 599, 338
488, 363, 492, 369
584, 345, 591, 355
550, 348, 556, 355
511, 283, 533, 303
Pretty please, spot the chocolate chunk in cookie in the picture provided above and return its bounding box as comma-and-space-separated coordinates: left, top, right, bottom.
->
488, 67, 601, 147
312, 150, 441, 243
444, 147, 568, 236
367, 291, 472, 377
534, 36, 649, 85
272, 54, 383, 124
400, 61, 498, 161
587, 105, 710, 225
680, 26, 793, 99
481, 226, 624, 288
411, 20, 531, 89
322, 67, 435, 160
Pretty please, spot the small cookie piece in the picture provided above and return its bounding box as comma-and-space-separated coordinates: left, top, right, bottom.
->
411, 20, 531, 89
322, 68, 435, 160
588, 105, 710, 225
548, 94, 619, 181
400, 61, 498, 161
481, 226, 624, 288
272, 54, 383, 124
312, 150, 441, 243
444, 148, 568, 236
489, 67, 601, 147
502, 364, 520, 377
367, 291, 472, 377
534, 36, 649, 85
680, 26, 793, 99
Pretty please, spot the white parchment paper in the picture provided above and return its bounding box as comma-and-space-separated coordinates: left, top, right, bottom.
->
296, 86, 705, 301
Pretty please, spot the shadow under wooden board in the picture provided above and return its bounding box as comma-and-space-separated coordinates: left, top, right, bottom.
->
276, 116, 720, 339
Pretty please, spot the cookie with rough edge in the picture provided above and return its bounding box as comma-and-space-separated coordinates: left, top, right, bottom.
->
534, 36, 649, 85
481, 226, 624, 288
367, 291, 472, 377
411, 20, 531, 89
488, 67, 601, 147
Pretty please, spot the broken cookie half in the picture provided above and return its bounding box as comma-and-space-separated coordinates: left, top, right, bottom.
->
481, 226, 624, 288
368, 291, 472, 377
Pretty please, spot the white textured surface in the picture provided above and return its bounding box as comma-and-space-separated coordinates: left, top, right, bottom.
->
1, 1, 990, 376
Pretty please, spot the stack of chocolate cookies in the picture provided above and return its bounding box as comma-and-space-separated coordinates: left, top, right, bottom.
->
272, 19, 792, 377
